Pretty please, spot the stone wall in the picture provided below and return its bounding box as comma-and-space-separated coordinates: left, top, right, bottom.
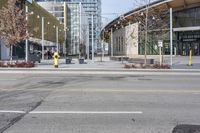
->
112, 22, 139, 58
125, 23, 139, 58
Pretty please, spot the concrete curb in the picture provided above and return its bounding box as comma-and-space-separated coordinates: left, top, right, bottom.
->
0, 70, 200, 76
0, 67, 200, 73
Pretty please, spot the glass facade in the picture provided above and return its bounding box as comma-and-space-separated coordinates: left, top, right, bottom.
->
37, 2, 64, 23
67, 3, 89, 55
138, 6, 200, 56
67, 3, 80, 55
36, 0, 102, 53
67, 0, 102, 52
174, 6, 200, 28
174, 6, 200, 56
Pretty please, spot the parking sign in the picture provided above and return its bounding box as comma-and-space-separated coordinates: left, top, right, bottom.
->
158, 40, 163, 47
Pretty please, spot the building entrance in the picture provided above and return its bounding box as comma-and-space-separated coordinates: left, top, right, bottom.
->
180, 41, 200, 56
176, 31, 200, 56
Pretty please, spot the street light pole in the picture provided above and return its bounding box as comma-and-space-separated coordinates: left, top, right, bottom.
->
92, 14, 94, 63
79, 2, 82, 59
56, 26, 59, 52
25, 5, 28, 62
64, 2, 67, 57
170, 8, 173, 67
42, 17, 44, 60
144, 0, 150, 66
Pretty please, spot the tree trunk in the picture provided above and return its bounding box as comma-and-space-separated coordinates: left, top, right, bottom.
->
10, 45, 13, 61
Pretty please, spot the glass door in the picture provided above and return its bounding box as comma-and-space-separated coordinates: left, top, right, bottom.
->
192, 42, 200, 56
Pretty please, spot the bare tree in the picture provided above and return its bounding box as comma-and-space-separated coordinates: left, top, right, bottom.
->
80, 24, 88, 58
129, 0, 169, 54
0, 0, 28, 61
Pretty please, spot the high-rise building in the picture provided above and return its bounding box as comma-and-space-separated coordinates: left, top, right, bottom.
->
66, 0, 102, 52
36, 0, 102, 54
66, 2, 89, 55
36, 1, 89, 56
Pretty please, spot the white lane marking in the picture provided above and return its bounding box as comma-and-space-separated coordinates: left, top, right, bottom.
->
0, 110, 26, 114
0, 110, 143, 114
0, 79, 17, 81
0, 71, 200, 76
67, 89, 200, 94
29, 111, 143, 114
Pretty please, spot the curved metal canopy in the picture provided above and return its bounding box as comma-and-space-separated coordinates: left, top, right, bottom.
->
102, 0, 200, 37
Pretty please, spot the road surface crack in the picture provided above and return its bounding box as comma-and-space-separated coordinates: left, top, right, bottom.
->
0, 100, 44, 133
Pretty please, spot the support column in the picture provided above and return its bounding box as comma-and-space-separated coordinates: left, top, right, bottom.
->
92, 14, 94, 62
111, 28, 113, 57
144, 0, 150, 66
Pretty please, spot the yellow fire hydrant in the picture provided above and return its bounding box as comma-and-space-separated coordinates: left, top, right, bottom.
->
53, 52, 60, 68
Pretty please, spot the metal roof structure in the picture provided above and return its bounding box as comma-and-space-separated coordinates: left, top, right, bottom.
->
103, 0, 200, 34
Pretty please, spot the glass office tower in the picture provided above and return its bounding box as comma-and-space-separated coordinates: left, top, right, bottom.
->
67, 0, 102, 52
36, 0, 102, 53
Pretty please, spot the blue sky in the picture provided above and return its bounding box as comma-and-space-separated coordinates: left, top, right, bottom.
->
101, 0, 157, 25
102, 0, 135, 23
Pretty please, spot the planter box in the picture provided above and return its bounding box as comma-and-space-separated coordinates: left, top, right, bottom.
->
65, 58, 72, 64
128, 58, 154, 64
79, 58, 84, 64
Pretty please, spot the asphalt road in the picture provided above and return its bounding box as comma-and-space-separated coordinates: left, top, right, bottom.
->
0, 72, 200, 133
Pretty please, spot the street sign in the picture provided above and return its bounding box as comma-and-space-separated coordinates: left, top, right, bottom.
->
158, 40, 163, 47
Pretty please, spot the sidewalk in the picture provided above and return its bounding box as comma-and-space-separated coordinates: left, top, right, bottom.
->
35, 57, 124, 69
0, 56, 200, 71
172, 56, 200, 69
158, 56, 200, 69
35, 56, 200, 69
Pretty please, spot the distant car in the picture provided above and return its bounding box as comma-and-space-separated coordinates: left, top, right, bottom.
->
28, 52, 41, 63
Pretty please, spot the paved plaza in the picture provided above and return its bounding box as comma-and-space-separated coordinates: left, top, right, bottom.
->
33, 56, 200, 70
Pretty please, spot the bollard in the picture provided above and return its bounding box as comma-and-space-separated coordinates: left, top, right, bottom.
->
188, 48, 192, 66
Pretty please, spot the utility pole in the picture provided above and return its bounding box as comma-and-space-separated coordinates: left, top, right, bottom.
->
144, 0, 150, 66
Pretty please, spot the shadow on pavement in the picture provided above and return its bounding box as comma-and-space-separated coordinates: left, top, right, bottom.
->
172, 124, 200, 133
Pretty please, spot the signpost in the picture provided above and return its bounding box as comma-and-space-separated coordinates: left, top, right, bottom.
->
158, 40, 163, 66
